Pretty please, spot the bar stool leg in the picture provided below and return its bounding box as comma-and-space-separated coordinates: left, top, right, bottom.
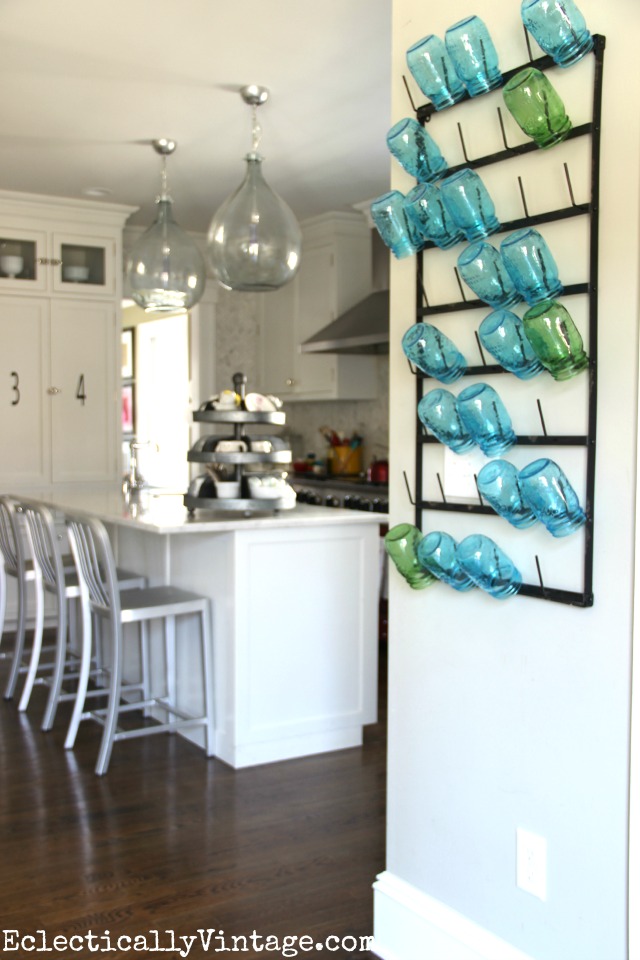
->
0, 560, 7, 656
165, 614, 177, 733
41, 596, 70, 730
95, 618, 124, 777
201, 604, 215, 756
140, 620, 151, 717
92, 611, 104, 673
5, 572, 28, 699
64, 596, 93, 750
18, 574, 45, 711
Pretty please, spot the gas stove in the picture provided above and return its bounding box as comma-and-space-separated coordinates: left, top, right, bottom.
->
291, 473, 389, 513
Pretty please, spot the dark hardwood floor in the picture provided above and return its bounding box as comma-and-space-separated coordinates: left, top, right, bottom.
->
0, 637, 386, 960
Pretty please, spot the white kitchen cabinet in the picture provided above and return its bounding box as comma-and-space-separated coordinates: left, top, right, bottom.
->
49, 300, 118, 483
259, 212, 379, 401
0, 190, 136, 490
0, 191, 131, 298
0, 297, 50, 485
0, 298, 119, 487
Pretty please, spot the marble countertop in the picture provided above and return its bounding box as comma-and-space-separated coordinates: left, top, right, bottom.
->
31, 488, 388, 535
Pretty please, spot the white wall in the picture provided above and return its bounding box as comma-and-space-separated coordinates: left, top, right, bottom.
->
376, 3, 640, 959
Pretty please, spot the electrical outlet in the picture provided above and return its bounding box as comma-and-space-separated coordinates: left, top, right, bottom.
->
516, 828, 547, 901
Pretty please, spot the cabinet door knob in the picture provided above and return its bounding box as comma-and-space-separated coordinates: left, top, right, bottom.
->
47, 386, 62, 395
285, 378, 295, 387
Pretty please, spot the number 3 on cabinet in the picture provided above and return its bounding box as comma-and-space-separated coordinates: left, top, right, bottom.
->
10, 370, 19, 406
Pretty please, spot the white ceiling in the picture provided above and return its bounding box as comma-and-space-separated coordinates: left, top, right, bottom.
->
0, 0, 392, 234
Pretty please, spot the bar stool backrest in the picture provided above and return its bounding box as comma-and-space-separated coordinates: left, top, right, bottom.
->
21, 501, 65, 595
0, 496, 23, 577
66, 515, 121, 621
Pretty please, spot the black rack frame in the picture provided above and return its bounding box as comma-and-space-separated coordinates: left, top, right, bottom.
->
409, 34, 606, 607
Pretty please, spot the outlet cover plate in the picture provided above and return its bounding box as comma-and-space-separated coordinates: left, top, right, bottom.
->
516, 827, 547, 901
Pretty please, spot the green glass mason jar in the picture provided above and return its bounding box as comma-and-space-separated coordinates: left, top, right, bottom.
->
502, 67, 572, 149
384, 524, 437, 590
522, 299, 589, 380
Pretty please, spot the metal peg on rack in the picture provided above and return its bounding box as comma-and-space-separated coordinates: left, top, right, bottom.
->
402, 74, 418, 114
473, 473, 484, 506
453, 266, 468, 302
474, 331, 488, 366
402, 470, 416, 506
536, 398, 548, 437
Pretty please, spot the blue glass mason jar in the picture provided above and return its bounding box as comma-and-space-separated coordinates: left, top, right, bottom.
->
457, 240, 520, 307
521, 0, 593, 68
404, 183, 464, 250
417, 531, 476, 591
371, 190, 421, 260
440, 169, 500, 241
478, 308, 544, 379
417, 388, 476, 454
457, 534, 522, 599
500, 228, 563, 304
386, 117, 448, 183
476, 459, 538, 528
406, 34, 466, 110
401, 322, 467, 383
519, 458, 586, 537
445, 16, 502, 96
456, 382, 517, 457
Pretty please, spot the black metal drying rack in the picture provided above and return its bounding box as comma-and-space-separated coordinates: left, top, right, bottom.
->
406, 33, 605, 607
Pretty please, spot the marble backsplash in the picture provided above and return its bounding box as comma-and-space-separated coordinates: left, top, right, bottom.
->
214, 286, 389, 474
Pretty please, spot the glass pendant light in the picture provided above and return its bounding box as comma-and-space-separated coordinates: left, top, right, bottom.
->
207, 85, 302, 292
126, 139, 206, 313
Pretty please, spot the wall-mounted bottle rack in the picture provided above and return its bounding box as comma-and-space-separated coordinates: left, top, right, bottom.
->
406, 33, 605, 607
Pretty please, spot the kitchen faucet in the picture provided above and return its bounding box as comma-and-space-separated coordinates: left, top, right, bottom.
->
122, 440, 157, 496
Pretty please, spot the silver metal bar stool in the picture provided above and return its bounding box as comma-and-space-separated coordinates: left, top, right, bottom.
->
19, 499, 146, 729
66, 512, 215, 776
0, 495, 40, 699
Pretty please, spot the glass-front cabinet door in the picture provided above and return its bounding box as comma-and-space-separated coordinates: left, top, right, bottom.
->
52, 232, 116, 297
0, 227, 49, 293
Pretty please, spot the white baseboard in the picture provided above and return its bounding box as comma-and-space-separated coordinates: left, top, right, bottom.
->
372, 871, 536, 960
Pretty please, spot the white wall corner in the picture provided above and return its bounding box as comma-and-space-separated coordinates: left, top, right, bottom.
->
372, 872, 537, 960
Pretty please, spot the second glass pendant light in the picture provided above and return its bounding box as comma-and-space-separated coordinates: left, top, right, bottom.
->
207, 85, 302, 293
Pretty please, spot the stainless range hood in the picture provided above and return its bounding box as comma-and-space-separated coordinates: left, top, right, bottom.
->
300, 227, 390, 355
300, 289, 389, 355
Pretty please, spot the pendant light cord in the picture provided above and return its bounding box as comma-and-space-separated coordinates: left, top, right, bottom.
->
250, 103, 262, 158
159, 155, 170, 202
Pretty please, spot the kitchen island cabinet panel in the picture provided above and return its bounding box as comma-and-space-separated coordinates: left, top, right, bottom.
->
78, 495, 384, 769
233, 526, 377, 764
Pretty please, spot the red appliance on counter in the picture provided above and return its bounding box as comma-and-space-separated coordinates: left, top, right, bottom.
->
368, 458, 389, 485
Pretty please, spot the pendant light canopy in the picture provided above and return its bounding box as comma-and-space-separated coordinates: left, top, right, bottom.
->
207, 85, 302, 293
126, 139, 206, 313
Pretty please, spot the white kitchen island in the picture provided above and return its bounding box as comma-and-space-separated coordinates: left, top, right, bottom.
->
38, 489, 385, 769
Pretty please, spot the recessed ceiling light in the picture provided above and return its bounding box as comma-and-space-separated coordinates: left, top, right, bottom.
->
82, 187, 112, 198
